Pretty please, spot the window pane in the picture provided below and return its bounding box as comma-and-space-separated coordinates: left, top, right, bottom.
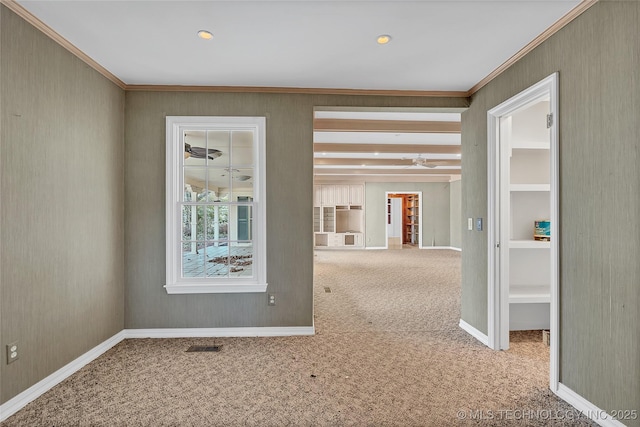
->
231, 130, 254, 167
207, 130, 229, 166
184, 130, 206, 166
181, 205, 205, 240
182, 242, 205, 278
206, 205, 229, 241
230, 203, 253, 241
183, 168, 208, 202
205, 167, 230, 202
229, 242, 253, 278
182, 206, 194, 240
231, 168, 254, 201
207, 244, 229, 277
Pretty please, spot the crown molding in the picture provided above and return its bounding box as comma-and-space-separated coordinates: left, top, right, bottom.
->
1, 0, 126, 89
125, 84, 467, 98
3, 0, 598, 97
467, 0, 598, 96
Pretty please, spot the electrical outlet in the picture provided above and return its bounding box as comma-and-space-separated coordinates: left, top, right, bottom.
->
476, 217, 483, 231
6, 341, 18, 364
268, 294, 276, 306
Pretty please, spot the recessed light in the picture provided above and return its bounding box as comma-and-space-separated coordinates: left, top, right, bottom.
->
197, 30, 213, 40
377, 34, 392, 45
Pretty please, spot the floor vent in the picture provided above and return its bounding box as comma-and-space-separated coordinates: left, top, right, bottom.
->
324, 287, 332, 293
186, 345, 223, 352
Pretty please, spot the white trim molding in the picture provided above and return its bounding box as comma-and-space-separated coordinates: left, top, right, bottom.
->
164, 283, 268, 294
165, 116, 267, 294
458, 319, 489, 346
0, 331, 127, 422
0, 326, 315, 422
555, 384, 629, 427
124, 326, 315, 339
422, 246, 461, 251
365, 246, 387, 250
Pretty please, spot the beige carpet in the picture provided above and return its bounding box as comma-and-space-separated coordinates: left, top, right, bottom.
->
2, 249, 595, 426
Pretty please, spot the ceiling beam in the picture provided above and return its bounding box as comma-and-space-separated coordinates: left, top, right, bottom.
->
314, 168, 461, 175
313, 118, 461, 133
314, 158, 461, 167
315, 175, 456, 183
313, 143, 460, 154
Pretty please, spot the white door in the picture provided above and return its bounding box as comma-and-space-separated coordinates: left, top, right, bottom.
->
388, 198, 402, 237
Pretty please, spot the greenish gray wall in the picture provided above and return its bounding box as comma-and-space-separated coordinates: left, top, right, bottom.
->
449, 180, 461, 249
0, 6, 125, 404
461, 2, 639, 421
124, 93, 466, 328
364, 182, 451, 248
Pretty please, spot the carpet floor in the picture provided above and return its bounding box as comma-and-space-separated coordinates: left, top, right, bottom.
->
1, 249, 595, 426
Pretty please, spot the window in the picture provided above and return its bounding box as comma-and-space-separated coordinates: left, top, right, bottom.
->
165, 116, 267, 294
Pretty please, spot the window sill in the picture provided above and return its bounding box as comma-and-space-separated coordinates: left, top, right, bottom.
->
164, 283, 268, 294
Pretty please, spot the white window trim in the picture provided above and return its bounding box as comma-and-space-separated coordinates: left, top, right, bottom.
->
165, 116, 267, 294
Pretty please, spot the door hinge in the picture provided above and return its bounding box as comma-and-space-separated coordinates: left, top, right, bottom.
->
546, 113, 553, 128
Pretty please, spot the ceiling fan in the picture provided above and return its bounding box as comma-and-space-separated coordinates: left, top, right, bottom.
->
184, 143, 222, 160
221, 168, 252, 181
405, 154, 450, 168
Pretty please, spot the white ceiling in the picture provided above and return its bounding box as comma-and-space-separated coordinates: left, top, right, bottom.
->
17, 0, 581, 91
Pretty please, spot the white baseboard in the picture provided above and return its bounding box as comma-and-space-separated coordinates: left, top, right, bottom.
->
124, 326, 315, 338
367, 246, 462, 251
555, 383, 628, 427
421, 246, 461, 251
0, 330, 127, 422
459, 319, 489, 346
0, 326, 314, 422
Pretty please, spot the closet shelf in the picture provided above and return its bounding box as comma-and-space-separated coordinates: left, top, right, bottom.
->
510, 184, 550, 192
509, 285, 550, 304
510, 240, 550, 249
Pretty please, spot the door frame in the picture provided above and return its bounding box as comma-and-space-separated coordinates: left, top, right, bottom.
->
384, 191, 423, 249
487, 73, 559, 391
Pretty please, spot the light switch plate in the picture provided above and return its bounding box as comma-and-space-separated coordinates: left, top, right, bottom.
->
467, 218, 473, 231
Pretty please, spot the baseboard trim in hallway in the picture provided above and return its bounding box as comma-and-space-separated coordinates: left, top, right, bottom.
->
0, 326, 315, 422
555, 383, 628, 427
455, 319, 628, 427
422, 246, 461, 251
458, 319, 489, 346
365, 246, 462, 251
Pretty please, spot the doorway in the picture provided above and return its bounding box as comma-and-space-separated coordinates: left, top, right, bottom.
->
487, 73, 559, 390
385, 192, 422, 249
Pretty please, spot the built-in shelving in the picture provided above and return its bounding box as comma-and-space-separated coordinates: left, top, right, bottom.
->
510, 184, 550, 192
507, 99, 552, 330
510, 240, 550, 249
509, 285, 550, 304
404, 194, 419, 245
314, 184, 365, 248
